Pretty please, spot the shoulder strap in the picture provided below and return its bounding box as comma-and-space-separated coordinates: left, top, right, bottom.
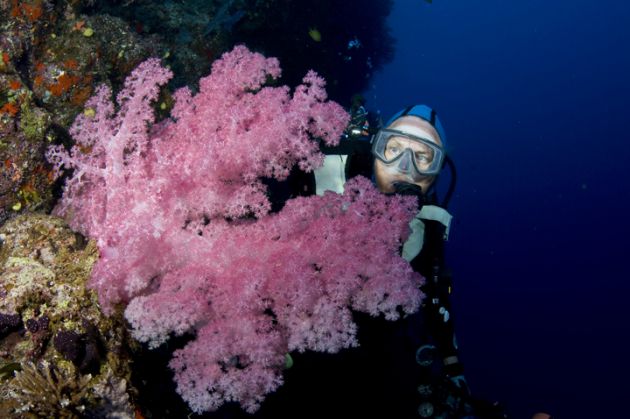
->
418, 205, 452, 241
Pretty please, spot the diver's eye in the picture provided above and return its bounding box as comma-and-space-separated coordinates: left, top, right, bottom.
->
385, 145, 402, 158
415, 153, 430, 163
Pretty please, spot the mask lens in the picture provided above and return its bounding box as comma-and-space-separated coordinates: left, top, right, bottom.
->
384, 137, 435, 166
374, 130, 443, 175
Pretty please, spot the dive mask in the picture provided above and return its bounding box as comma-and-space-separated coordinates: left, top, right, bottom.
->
372, 128, 445, 177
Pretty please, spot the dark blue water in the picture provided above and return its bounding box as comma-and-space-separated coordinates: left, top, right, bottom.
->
365, 1, 630, 417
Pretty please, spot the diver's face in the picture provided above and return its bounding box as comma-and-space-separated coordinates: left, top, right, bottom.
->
374, 116, 443, 194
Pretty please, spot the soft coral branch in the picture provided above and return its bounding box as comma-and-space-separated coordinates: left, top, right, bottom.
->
48, 45, 423, 413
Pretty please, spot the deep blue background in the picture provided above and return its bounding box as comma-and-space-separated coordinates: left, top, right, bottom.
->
364, 0, 630, 417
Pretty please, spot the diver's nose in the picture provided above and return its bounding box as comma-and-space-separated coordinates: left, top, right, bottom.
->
397, 149, 413, 172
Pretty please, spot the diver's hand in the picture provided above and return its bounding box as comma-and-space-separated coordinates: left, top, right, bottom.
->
532, 413, 552, 419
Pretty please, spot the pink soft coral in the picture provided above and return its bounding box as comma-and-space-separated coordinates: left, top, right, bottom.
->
48, 45, 424, 413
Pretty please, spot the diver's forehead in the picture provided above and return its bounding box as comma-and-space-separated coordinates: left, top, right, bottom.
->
388, 116, 442, 146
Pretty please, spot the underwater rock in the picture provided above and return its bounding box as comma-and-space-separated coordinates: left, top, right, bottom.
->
85, 0, 237, 88
0, 213, 134, 418
0, 77, 55, 227
0, 2, 162, 227
27, 12, 162, 127
0, 1, 61, 226
83, 0, 395, 103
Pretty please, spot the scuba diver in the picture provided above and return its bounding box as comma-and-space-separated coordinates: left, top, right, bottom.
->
306, 102, 508, 419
